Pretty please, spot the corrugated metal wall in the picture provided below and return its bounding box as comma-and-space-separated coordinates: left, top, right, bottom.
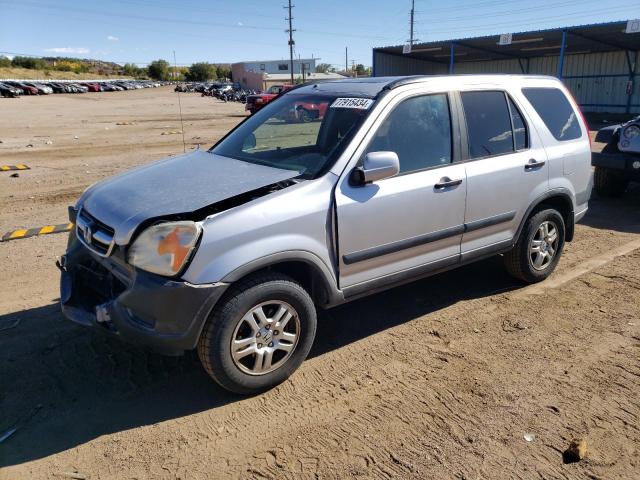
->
374, 53, 447, 76
374, 50, 638, 113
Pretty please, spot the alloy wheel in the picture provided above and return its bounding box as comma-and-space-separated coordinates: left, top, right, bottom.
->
529, 220, 559, 271
230, 301, 300, 375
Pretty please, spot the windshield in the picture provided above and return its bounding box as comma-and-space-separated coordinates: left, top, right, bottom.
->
212, 93, 373, 178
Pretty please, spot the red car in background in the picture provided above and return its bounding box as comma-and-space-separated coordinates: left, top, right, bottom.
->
84, 83, 101, 93
245, 84, 328, 122
245, 84, 294, 114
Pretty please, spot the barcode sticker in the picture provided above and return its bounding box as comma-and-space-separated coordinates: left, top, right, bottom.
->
330, 98, 374, 109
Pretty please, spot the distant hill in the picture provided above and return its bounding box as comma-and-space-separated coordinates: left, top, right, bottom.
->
0, 66, 132, 80
0, 55, 134, 78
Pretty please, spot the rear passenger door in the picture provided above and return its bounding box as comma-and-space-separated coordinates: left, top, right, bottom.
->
459, 90, 549, 260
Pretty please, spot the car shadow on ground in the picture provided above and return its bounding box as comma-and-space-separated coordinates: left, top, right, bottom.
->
0, 255, 520, 468
580, 184, 640, 234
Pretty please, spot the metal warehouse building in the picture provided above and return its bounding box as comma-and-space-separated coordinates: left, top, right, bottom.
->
372, 20, 640, 113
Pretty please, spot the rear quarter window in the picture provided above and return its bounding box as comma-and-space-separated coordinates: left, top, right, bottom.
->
522, 87, 582, 141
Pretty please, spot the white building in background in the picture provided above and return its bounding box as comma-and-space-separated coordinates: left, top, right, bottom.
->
232, 58, 345, 91
233, 58, 316, 77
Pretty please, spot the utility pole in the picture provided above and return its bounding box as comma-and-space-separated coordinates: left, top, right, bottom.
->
410, 0, 415, 48
285, 0, 295, 85
345, 47, 348, 73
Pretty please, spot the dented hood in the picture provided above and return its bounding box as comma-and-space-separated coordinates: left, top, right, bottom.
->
78, 150, 299, 245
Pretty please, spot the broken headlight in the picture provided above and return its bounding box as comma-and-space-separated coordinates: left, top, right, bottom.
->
128, 221, 201, 277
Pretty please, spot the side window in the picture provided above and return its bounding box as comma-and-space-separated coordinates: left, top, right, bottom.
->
364, 94, 452, 174
508, 97, 528, 150
522, 87, 582, 141
461, 91, 514, 159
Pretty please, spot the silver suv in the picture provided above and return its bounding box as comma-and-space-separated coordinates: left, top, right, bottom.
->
59, 75, 592, 394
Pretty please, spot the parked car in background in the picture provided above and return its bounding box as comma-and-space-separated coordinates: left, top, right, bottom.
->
0, 79, 165, 98
592, 115, 640, 196
245, 84, 294, 114
0, 82, 22, 97
47, 82, 67, 93
24, 82, 53, 94
7, 81, 38, 95
59, 75, 592, 395
72, 83, 89, 93
84, 83, 101, 92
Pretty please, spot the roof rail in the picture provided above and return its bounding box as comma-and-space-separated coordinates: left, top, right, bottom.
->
379, 75, 435, 93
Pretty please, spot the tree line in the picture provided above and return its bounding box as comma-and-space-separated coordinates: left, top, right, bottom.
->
0, 55, 231, 81
135, 60, 231, 82
315, 62, 371, 76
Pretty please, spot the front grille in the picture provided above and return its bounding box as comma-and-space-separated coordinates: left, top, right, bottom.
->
76, 208, 116, 257
74, 261, 127, 307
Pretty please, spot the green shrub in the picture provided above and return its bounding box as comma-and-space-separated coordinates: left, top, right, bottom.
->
148, 59, 170, 81
186, 62, 217, 82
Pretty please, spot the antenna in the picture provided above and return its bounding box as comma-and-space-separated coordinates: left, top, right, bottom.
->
173, 50, 187, 153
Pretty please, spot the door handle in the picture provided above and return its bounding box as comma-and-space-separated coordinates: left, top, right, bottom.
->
524, 159, 546, 171
434, 177, 463, 189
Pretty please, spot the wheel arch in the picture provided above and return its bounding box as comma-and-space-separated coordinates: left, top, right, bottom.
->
516, 190, 575, 244
221, 251, 342, 307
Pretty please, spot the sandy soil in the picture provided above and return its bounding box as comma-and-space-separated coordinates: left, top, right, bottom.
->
0, 87, 639, 479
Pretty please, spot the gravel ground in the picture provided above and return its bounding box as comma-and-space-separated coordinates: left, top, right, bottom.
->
0, 87, 639, 479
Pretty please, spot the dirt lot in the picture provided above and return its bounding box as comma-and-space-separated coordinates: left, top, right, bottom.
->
1, 87, 639, 479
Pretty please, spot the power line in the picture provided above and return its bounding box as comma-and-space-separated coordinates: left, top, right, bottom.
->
416, 0, 639, 24
0, 0, 391, 41
416, 7, 636, 36
415, 0, 568, 15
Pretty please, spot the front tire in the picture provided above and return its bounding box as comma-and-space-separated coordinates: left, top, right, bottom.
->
504, 209, 565, 283
197, 272, 317, 395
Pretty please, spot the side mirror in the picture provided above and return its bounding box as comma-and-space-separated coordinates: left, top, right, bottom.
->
350, 151, 400, 186
242, 133, 257, 150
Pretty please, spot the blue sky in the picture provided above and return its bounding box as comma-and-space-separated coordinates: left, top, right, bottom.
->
0, 0, 638, 68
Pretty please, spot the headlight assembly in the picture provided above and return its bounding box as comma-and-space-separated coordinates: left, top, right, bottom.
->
128, 221, 201, 276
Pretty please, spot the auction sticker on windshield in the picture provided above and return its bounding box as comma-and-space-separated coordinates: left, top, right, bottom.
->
330, 98, 374, 109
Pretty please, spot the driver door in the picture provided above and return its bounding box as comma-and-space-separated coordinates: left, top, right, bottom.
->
335, 92, 466, 295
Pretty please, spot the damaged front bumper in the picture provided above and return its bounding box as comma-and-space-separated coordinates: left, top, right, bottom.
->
59, 235, 228, 355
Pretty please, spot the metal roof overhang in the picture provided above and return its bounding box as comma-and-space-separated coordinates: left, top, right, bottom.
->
374, 21, 639, 64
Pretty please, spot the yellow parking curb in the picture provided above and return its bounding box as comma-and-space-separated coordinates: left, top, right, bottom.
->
1, 223, 73, 242
0, 164, 30, 171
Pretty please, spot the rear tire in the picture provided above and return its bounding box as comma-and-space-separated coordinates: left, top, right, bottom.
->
504, 209, 565, 283
594, 166, 629, 197
197, 272, 317, 395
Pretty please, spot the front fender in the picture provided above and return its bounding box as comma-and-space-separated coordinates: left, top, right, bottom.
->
182, 174, 338, 288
